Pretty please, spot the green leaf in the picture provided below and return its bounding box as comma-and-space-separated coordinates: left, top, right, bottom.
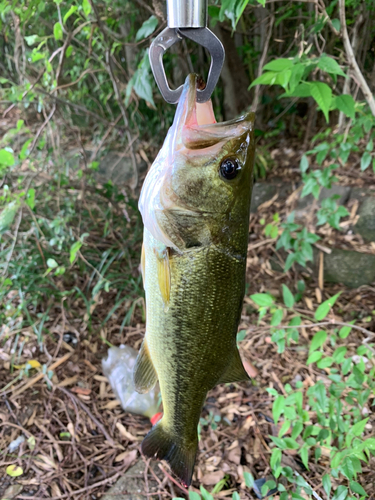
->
335, 94, 355, 119
283, 437, 299, 449
300, 154, 309, 173
243, 471, 254, 488
82, 0, 91, 16
300, 446, 309, 469
309, 330, 327, 353
6, 465, 23, 477
339, 324, 352, 339
318, 56, 346, 77
282, 284, 294, 308
53, 22, 63, 41
361, 152, 372, 171
63, 5, 78, 23
47, 258, 58, 269
322, 474, 331, 498
26, 188, 36, 210
16, 119, 24, 131
130, 50, 155, 107
250, 71, 277, 87
263, 58, 294, 72
331, 18, 341, 31
70, 241, 83, 264
189, 492, 201, 500
250, 293, 274, 307
310, 82, 332, 122
200, 486, 214, 500
314, 292, 341, 320
0, 148, 15, 166
24, 35, 39, 46
350, 481, 367, 497
136, 15, 158, 41
351, 418, 368, 437
273, 395, 285, 424
287, 82, 312, 97
307, 351, 322, 364
0, 201, 19, 233
271, 308, 283, 326
332, 486, 348, 500
232, 493, 240, 500
270, 448, 282, 470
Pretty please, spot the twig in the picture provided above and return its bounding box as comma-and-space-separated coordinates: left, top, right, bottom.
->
9, 352, 72, 397
17, 472, 121, 500
158, 464, 189, 494
2, 207, 22, 276
89, 112, 122, 162
251, 13, 275, 112
338, 0, 375, 117
29, 103, 57, 155
280, 320, 374, 337
56, 386, 117, 447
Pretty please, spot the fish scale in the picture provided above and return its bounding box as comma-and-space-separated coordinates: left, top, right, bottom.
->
134, 74, 255, 486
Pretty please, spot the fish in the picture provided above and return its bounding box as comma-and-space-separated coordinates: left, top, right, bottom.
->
135, 74, 255, 487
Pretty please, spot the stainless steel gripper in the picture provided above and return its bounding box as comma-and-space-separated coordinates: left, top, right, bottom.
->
149, 0, 225, 104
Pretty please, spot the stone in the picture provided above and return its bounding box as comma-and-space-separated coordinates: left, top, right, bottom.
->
102, 460, 163, 500
354, 197, 375, 242
250, 183, 277, 213
349, 187, 375, 202
321, 248, 375, 288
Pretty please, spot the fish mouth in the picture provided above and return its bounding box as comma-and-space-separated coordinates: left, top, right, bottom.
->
139, 74, 254, 249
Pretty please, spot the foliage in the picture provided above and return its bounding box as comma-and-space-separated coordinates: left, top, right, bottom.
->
248, 287, 375, 500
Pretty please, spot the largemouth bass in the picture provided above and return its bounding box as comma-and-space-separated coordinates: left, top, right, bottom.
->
135, 74, 255, 487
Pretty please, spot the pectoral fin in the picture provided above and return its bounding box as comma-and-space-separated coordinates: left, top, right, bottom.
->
217, 348, 250, 385
133, 339, 158, 394
156, 247, 171, 306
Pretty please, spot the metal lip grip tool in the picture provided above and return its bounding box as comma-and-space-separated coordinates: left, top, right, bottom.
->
149, 0, 225, 104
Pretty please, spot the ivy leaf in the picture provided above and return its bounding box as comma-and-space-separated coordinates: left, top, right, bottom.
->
311, 82, 332, 122
53, 22, 63, 41
189, 493, 201, 500
318, 56, 346, 77
361, 151, 372, 171
307, 351, 322, 365
136, 15, 158, 41
0, 201, 19, 234
314, 292, 341, 320
128, 50, 155, 107
300, 154, 309, 173
47, 258, 58, 269
335, 94, 355, 119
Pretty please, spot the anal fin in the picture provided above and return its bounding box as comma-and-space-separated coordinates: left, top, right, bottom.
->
133, 339, 158, 394
217, 348, 250, 385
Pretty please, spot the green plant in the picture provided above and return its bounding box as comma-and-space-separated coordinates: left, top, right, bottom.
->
250, 289, 375, 500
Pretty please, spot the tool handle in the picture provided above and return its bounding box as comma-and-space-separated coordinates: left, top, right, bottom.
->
167, 0, 207, 28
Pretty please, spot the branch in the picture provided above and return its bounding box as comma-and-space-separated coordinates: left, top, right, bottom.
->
89, 0, 139, 188
251, 14, 275, 112
338, 0, 375, 117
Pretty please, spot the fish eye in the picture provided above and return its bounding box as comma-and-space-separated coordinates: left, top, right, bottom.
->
219, 157, 241, 181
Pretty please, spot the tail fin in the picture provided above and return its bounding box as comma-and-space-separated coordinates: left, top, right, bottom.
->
141, 421, 197, 487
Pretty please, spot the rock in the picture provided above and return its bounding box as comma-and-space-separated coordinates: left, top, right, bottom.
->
271, 248, 375, 288
322, 248, 375, 288
102, 460, 163, 500
250, 183, 277, 213
250, 182, 292, 213
349, 187, 375, 202
354, 197, 375, 242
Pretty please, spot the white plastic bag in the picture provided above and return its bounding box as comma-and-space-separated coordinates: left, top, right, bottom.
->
102, 345, 159, 418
